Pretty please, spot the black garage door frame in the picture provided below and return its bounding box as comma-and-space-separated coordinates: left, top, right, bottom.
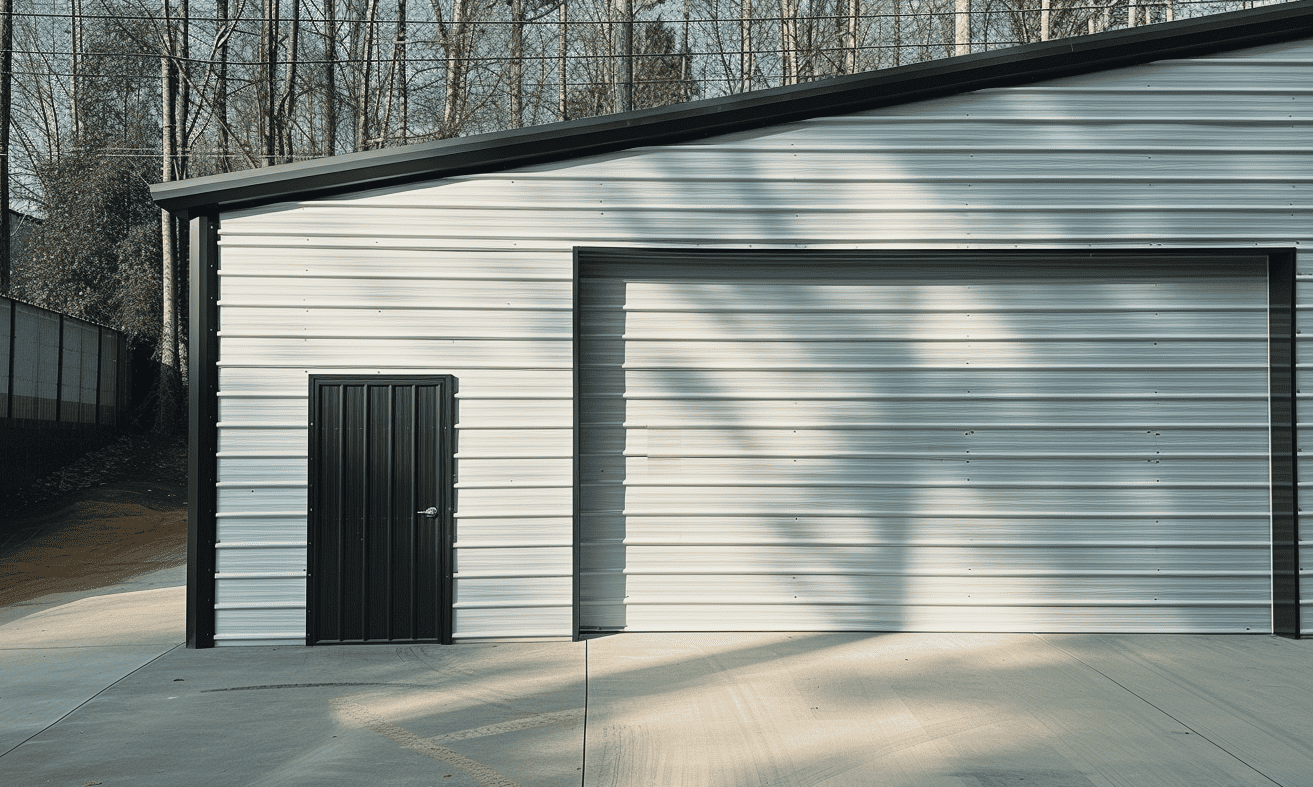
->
571, 247, 1300, 640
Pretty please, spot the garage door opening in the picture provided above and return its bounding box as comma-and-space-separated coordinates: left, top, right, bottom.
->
576, 249, 1296, 635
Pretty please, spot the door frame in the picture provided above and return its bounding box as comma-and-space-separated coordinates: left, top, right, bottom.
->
574, 247, 1299, 637
305, 374, 457, 645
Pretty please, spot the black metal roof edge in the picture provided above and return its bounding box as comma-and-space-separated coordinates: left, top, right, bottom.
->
154, 0, 1313, 214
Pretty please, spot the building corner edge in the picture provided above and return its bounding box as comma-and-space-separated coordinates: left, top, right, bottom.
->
187, 211, 219, 648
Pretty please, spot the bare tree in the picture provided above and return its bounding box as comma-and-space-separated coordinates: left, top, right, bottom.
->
176, 0, 189, 177
158, 0, 179, 429
278, 0, 299, 160
0, 0, 10, 295
261, 0, 278, 163
780, 0, 798, 84
434, 0, 498, 135
324, 0, 337, 154
955, 0, 969, 52
385, 0, 408, 142
215, 0, 231, 170
740, 0, 751, 91
357, 0, 379, 149
558, 0, 568, 119
71, 0, 83, 142
615, 0, 632, 111
845, 0, 859, 71
634, 18, 694, 107
510, 0, 525, 124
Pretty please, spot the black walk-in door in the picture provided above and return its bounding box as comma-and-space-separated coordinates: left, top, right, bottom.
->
307, 375, 455, 644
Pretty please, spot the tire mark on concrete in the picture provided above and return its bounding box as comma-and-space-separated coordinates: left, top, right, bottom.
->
429, 708, 585, 742
204, 682, 436, 692
328, 697, 523, 787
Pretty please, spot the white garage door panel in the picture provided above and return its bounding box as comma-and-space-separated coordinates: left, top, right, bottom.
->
585, 456, 1266, 485
595, 514, 1268, 543
616, 340, 1260, 368
607, 368, 1267, 396
587, 399, 1266, 425
616, 427, 1267, 455
609, 276, 1262, 311
618, 574, 1270, 604
591, 486, 1266, 515
579, 253, 1271, 633
606, 310, 1269, 339
620, 606, 1267, 633
609, 545, 1268, 574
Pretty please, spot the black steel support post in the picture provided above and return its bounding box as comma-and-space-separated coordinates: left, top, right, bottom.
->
571, 247, 581, 642
187, 211, 220, 648
1271, 250, 1300, 638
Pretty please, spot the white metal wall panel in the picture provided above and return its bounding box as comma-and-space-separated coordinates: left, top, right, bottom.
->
579, 255, 1271, 633
216, 35, 1313, 642
211, 239, 574, 644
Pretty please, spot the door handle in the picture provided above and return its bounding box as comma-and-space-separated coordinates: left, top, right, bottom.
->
417, 507, 439, 518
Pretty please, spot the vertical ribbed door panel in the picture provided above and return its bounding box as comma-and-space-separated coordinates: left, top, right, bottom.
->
308, 376, 453, 644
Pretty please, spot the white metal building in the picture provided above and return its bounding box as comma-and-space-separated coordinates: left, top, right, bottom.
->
154, 2, 1309, 647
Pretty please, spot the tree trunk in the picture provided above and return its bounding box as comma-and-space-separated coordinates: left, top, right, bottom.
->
558, 0, 568, 120
617, 0, 633, 112
177, 0, 190, 179
0, 0, 9, 296
262, 0, 278, 164
442, 0, 467, 134
891, 0, 900, 67
510, 0, 524, 126
955, 0, 969, 54
70, 0, 81, 144
1040, 0, 1050, 41
845, 0, 858, 73
357, 0, 379, 150
682, 0, 690, 97
174, 0, 189, 384
216, 0, 230, 170
780, 0, 797, 85
745, 0, 756, 91
280, 0, 299, 161
396, 0, 407, 142
159, 1, 179, 431
381, 24, 396, 142
324, 0, 336, 155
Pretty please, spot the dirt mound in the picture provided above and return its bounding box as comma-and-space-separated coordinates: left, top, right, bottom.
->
0, 434, 187, 607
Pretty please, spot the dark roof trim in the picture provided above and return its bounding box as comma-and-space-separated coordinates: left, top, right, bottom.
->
153, 0, 1313, 213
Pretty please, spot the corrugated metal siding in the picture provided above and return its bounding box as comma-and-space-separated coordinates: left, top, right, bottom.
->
579, 254, 1270, 633
215, 36, 1313, 642
211, 243, 573, 644
11, 304, 59, 421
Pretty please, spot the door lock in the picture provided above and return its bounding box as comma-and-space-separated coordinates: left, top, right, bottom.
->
417, 507, 439, 518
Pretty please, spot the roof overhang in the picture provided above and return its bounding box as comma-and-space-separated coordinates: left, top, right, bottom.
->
153, 0, 1313, 215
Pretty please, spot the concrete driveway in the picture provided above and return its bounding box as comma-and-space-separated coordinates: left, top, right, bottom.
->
2, 573, 1311, 786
